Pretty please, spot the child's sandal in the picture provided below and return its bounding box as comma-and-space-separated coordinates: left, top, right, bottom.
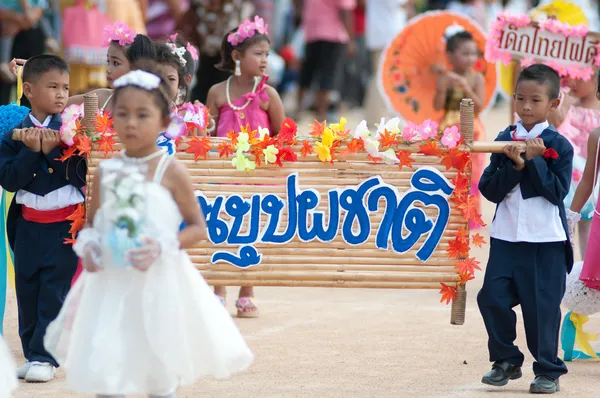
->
235, 297, 259, 318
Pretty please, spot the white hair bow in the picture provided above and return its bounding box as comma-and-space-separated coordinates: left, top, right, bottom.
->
167, 43, 187, 67
114, 70, 161, 90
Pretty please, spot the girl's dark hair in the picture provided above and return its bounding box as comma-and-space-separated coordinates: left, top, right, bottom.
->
155, 42, 186, 89
215, 28, 270, 72
111, 34, 157, 63
113, 60, 172, 120
446, 31, 474, 53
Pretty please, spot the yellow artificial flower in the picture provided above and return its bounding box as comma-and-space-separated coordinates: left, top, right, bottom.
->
322, 127, 334, 147
263, 144, 279, 164
232, 152, 256, 171
314, 141, 332, 162
330, 117, 347, 133
236, 132, 251, 153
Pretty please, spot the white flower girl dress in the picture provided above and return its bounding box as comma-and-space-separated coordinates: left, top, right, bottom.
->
44, 152, 254, 395
0, 335, 17, 398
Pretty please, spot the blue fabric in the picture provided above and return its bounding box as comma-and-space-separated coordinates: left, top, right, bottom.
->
0, 104, 30, 141
478, 125, 575, 272
0, 191, 6, 335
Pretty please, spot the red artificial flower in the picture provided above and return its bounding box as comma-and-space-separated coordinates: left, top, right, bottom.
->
543, 148, 559, 160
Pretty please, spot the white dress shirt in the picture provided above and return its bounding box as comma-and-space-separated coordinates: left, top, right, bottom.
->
489, 121, 567, 243
15, 114, 84, 211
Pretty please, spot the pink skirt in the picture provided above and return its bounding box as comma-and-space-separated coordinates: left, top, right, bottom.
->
580, 202, 600, 290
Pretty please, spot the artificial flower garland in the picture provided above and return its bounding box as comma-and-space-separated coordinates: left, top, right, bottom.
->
486, 12, 598, 80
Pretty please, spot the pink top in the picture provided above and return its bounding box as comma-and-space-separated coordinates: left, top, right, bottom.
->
558, 106, 600, 157
216, 75, 271, 137
303, 0, 356, 43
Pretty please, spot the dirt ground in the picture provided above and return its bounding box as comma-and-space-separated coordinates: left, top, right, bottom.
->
5, 102, 600, 397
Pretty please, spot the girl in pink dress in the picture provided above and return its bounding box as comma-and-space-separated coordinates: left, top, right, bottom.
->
569, 72, 600, 290
206, 16, 285, 317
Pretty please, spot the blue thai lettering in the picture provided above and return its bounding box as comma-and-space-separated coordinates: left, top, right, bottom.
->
194, 168, 454, 268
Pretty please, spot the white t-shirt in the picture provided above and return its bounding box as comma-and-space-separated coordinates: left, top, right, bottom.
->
366, 0, 407, 51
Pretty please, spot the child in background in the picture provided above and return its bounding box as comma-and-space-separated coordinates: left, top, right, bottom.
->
0, 55, 87, 383
44, 66, 253, 397
167, 33, 199, 106
552, 77, 600, 257
206, 16, 285, 317
568, 71, 600, 289
434, 26, 485, 227
477, 64, 573, 394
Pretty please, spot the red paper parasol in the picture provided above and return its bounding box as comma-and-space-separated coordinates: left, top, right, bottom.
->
379, 11, 497, 124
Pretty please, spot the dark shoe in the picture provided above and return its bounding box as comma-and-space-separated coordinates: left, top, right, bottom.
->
481, 361, 523, 387
529, 376, 560, 394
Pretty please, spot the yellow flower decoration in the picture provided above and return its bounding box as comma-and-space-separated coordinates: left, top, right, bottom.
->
263, 144, 279, 164
232, 152, 256, 171
330, 117, 347, 133
314, 142, 332, 162
236, 132, 251, 153
322, 127, 334, 148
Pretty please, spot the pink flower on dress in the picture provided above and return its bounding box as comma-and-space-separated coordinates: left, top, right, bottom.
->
419, 120, 439, 140
441, 126, 461, 148
572, 169, 583, 183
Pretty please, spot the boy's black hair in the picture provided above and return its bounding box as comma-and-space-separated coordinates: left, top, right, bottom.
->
216, 28, 270, 72
114, 60, 172, 120
516, 64, 561, 99
111, 34, 157, 63
446, 31, 474, 53
155, 42, 186, 89
22, 54, 69, 83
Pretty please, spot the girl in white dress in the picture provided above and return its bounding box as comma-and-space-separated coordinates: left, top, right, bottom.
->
43, 66, 254, 397
0, 335, 17, 398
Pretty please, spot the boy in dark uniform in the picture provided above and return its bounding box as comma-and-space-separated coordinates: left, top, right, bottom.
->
477, 64, 573, 394
0, 54, 86, 382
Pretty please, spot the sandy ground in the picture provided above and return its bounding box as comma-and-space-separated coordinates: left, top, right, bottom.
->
4, 102, 600, 397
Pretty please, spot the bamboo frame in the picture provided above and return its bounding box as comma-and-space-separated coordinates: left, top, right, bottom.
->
83, 97, 502, 325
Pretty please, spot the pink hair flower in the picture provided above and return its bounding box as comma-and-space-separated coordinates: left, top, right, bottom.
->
168, 33, 179, 43
227, 16, 269, 46
186, 42, 199, 61
103, 22, 136, 47
441, 126, 461, 148
254, 16, 268, 35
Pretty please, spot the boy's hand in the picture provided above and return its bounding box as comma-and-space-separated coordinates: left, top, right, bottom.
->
22, 128, 41, 152
503, 144, 526, 170
41, 129, 61, 154
525, 138, 546, 160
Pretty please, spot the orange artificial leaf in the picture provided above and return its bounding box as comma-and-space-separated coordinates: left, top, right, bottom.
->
379, 129, 397, 149
57, 145, 78, 162
301, 140, 313, 157
347, 138, 364, 154
257, 134, 276, 149
226, 130, 238, 146
76, 134, 92, 157
396, 150, 414, 169
217, 141, 234, 158
441, 148, 470, 172
446, 236, 470, 259
309, 120, 326, 137
66, 204, 86, 239
458, 272, 475, 285
452, 173, 470, 198
472, 233, 486, 248
419, 141, 442, 157
458, 197, 485, 228
279, 118, 297, 144
455, 257, 482, 277
368, 154, 382, 163
439, 283, 457, 305
186, 136, 212, 160
93, 112, 113, 135
63, 237, 77, 246
97, 134, 115, 156
456, 227, 469, 245
250, 147, 263, 167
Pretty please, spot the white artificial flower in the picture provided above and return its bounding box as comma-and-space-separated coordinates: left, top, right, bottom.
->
353, 120, 371, 139
381, 148, 399, 165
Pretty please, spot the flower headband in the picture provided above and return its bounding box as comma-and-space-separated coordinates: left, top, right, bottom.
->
443, 24, 466, 41
227, 16, 268, 46
114, 70, 160, 90
166, 42, 187, 66
103, 22, 136, 47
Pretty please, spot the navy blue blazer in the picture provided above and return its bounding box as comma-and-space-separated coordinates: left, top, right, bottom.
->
478, 125, 574, 273
0, 113, 87, 250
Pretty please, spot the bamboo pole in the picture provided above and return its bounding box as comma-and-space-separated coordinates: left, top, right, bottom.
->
201, 279, 448, 289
